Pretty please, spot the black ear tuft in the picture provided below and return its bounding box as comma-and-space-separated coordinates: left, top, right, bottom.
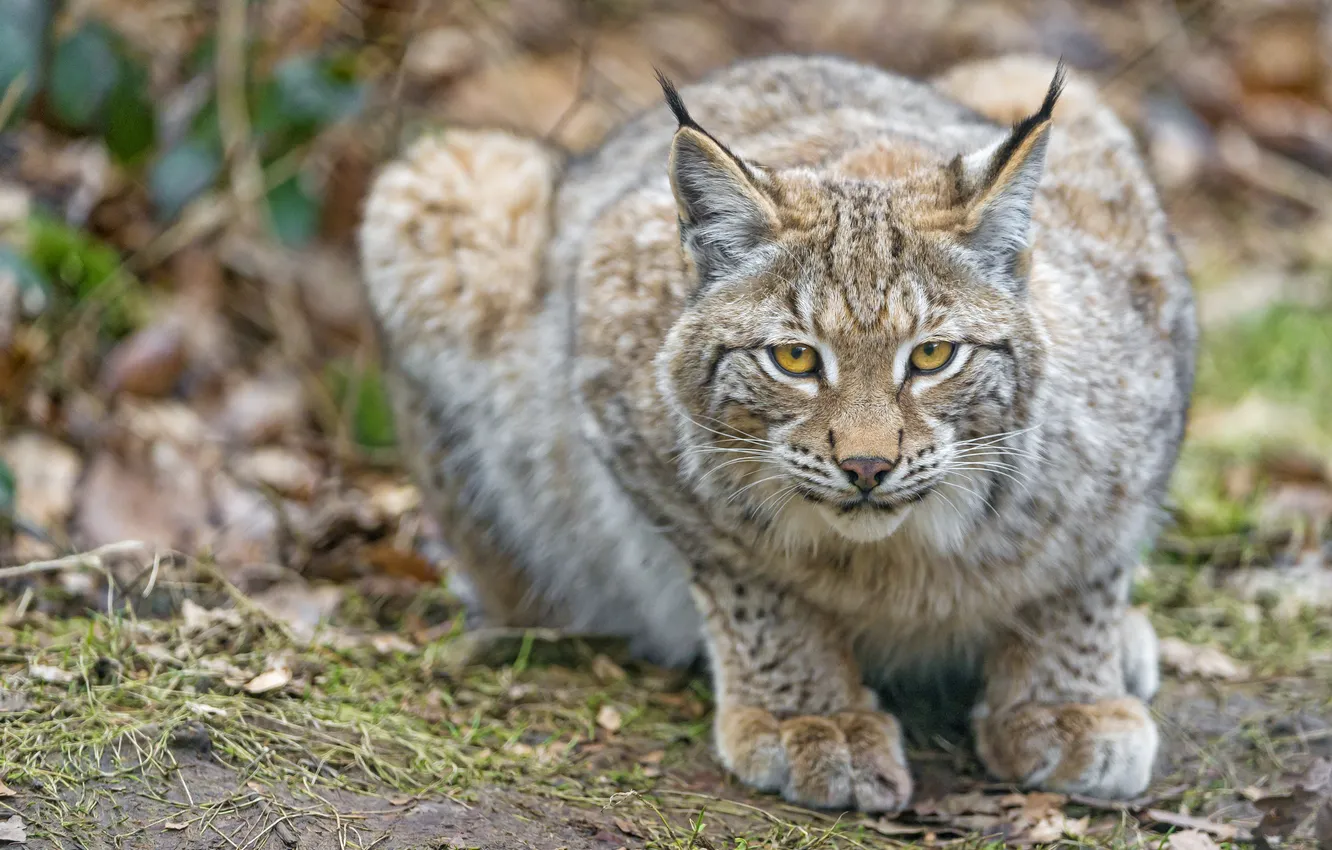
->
984, 60, 1065, 185
656, 68, 702, 132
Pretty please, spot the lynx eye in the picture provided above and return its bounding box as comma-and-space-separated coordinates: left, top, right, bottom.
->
769, 343, 820, 376
909, 340, 956, 373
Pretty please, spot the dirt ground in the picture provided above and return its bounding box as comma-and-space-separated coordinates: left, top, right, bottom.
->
10, 670, 1332, 849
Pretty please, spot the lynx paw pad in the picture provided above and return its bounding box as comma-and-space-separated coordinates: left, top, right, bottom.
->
718, 706, 912, 813
974, 696, 1158, 799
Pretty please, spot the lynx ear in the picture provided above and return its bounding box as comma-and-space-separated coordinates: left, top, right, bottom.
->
659, 72, 778, 289
951, 64, 1065, 285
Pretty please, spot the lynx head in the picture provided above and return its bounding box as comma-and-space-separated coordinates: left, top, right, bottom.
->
658, 69, 1061, 545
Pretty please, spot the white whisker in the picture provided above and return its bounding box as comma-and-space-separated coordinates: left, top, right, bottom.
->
727, 473, 791, 503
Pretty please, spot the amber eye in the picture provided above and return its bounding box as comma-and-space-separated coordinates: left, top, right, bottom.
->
770, 343, 820, 376
909, 340, 956, 373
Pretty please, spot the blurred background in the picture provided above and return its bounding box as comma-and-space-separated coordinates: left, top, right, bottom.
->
0, 0, 1329, 626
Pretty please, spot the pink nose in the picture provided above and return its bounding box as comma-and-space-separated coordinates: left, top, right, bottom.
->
839, 456, 895, 492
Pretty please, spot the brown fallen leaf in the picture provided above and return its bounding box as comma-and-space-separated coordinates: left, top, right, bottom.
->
613, 817, 643, 838
1255, 759, 1332, 848
0, 779, 15, 797
597, 704, 623, 734
162, 821, 189, 831
362, 542, 437, 583
99, 320, 187, 398
1158, 637, 1249, 681
76, 449, 209, 552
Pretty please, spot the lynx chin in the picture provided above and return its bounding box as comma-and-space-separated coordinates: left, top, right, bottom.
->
359, 54, 1195, 811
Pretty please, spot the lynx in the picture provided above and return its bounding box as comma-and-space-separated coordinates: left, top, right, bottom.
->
359, 54, 1196, 811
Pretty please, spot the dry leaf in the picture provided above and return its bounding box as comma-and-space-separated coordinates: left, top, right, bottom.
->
596, 704, 623, 733
163, 821, 189, 831
614, 817, 643, 838
0, 780, 15, 797
592, 654, 627, 683
232, 448, 321, 500
1026, 813, 1087, 843
362, 542, 436, 583
0, 815, 26, 843
27, 663, 76, 684
77, 449, 209, 551
0, 432, 81, 530
244, 661, 293, 695
403, 26, 477, 84
366, 482, 421, 520
1145, 809, 1245, 840
250, 582, 343, 643
1255, 759, 1332, 847
1159, 637, 1249, 680
1169, 830, 1220, 850
99, 320, 187, 398
220, 374, 307, 444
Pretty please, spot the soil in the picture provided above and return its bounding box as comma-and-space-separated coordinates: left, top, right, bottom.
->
14, 672, 1330, 850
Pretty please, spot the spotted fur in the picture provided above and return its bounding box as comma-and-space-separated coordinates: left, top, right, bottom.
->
359, 54, 1196, 809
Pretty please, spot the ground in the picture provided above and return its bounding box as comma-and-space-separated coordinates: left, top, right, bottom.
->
2, 0, 1332, 848
2, 563, 1330, 849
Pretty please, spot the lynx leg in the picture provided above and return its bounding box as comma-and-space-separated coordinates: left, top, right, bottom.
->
975, 571, 1158, 799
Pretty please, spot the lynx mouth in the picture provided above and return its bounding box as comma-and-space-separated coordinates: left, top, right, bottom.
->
796, 482, 935, 514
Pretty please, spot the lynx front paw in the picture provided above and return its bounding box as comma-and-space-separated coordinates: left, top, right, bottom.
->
974, 697, 1158, 799
717, 705, 912, 813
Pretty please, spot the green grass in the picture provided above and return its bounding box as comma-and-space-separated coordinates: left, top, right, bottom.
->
1195, 303, 1332, 424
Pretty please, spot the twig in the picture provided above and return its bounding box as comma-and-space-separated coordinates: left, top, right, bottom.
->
1103, 0, 1216, 88
0, 540, 150, 580
0, 73, 28, 132
386, 0, 431, 143
544, 38, 595, 145
217, 0, 264, 232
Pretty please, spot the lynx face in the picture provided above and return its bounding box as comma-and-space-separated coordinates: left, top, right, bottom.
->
657, 75, 1057, 544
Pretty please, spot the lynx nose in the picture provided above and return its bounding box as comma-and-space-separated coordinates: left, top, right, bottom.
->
839, 456, 895, 492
